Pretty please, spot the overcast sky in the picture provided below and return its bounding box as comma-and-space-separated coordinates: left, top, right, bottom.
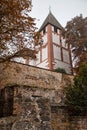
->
30, 0, 87, 29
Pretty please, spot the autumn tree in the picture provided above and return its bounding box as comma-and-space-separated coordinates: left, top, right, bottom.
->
64, 15, 87, 72
0, 0, 41, 63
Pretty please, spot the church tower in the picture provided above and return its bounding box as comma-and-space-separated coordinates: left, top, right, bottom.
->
29, 11, 72, 74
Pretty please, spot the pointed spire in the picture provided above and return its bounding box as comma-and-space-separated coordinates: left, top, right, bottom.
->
39, 11, 64, 31
49, 6, 51, 13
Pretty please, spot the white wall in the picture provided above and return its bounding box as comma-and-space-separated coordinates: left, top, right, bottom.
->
53, 59, 71, 74
62, 49, 70, 64
42, 34, 47, 44
42, 46, 48, 61
35, 51, 40, 64
36, 59, 48, 69
52, 33, 60, 45
53, 45, 61, 60
61, 37, 68, 48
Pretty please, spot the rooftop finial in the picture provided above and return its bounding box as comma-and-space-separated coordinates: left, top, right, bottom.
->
49, 6, 51, 13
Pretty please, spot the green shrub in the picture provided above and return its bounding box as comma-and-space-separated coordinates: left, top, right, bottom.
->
65, 63, 87, 116
54, 68, 66, 74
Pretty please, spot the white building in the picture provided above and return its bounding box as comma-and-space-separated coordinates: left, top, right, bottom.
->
28, 11, 73, 74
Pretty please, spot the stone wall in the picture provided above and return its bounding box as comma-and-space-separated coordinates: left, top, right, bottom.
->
0, 61, 68, 130
0, 62, 87, 130
0, 85, 52, 130
0, 61, 65, 89
0, 61, 71, 105
51, 106, 87, 130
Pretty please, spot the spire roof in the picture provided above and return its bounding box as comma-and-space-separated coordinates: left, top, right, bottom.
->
39, 11, 64, 31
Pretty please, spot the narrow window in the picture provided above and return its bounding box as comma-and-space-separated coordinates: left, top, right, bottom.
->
43, 28, 46, 34
54, 26, 57, 33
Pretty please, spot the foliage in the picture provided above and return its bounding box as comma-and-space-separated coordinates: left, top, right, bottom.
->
54, 68, 66, 74
65, 63, 87, 115
0, 0, 41, 63
64, 15, 87, 72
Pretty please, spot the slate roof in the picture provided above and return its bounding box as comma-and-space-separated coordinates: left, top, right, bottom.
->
39, 11, 64, 31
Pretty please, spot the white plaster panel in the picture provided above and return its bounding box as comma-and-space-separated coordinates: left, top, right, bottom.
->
42, 34, 47, 43
61, 37, 68, 48
52, 26, 54, 31
29, 59, 36, 66
53, 59, 71, 74
35, 51, 40, 64
62, 49, 70, 63
57, 29, 60, 34
52, 33, 60, 45
46, 26, 47, 32
14, 57, 25, 64
53, 45, 61, 60
42, 46, 48, 61
37, 59, 48, 69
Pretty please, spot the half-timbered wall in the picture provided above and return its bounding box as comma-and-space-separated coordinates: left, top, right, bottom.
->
34, 24, 72, 74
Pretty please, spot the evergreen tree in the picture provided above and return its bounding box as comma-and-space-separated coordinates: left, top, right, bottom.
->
65, 63, 87, 115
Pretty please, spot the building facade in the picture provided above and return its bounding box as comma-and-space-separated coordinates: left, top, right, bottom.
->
29, 11, 72, 74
